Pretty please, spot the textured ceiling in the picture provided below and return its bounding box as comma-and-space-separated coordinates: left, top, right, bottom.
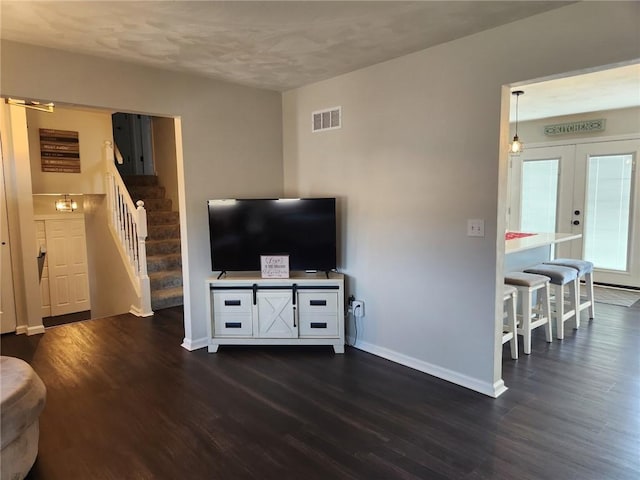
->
4, 1, 636, 120
0, 1, 572, 91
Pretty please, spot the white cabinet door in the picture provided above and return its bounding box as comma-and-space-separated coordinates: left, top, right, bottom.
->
45, 218, 91, 316
256, 291, 296, 338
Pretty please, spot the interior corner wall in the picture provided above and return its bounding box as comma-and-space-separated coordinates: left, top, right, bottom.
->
282, 1, 640, 395
1, 41, 284, 343
151, 116, 179, 210
27, 106, 113, 194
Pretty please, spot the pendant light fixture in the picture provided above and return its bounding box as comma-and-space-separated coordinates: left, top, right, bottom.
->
55, 194, 78, 212
509, 90, 525, 155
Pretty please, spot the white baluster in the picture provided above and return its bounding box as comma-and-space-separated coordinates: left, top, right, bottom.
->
136, 200, 152, 315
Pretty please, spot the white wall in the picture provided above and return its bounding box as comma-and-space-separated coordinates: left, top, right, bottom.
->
283, 1, 640, 395
1, 41, 283, 346
27, 106, 113, 194
83, 194, 140, 318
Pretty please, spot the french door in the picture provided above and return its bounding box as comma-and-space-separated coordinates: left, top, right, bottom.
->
508, 139, 640, 288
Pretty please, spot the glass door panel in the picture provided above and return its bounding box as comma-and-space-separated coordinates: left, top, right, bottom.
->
520, 159, 559, 233
508, 145, 575, 258
574, 140, 640, 287
584, 154, 633, 271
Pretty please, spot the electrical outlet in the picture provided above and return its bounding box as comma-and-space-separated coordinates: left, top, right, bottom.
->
352, 300, 364, 318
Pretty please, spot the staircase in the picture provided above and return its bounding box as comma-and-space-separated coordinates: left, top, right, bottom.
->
123, 175, 183, 310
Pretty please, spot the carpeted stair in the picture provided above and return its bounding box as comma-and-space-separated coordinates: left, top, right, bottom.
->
123, 175, 183, 310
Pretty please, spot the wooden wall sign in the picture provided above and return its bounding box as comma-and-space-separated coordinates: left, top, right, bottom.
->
544, 119, 606, 136
40, 129, 80, 173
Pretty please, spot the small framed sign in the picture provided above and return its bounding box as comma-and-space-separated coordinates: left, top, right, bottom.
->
261, 255, 290, 278
40, 128, 80, 173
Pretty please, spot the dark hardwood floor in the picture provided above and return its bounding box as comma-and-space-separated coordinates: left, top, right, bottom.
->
2, 302, 638, 480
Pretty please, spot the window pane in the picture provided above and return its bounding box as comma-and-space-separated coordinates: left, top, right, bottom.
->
521, 159, 559, 232
584, 154, 633, 271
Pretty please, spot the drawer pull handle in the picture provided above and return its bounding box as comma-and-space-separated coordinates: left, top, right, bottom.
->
309, 300, 327, 306
224, 300, 241, 306
225, 322, 242, 328
310, 322, 327, 328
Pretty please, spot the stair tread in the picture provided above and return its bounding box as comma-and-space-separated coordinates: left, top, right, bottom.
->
147, 252, 182, 260
151, 285, 183, 298
149, 269, 182, 279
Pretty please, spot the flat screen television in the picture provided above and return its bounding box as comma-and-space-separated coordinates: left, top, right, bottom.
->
208, 198, 337, 272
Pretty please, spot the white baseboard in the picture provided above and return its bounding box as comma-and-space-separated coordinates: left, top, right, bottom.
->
16, 325, 28, 335
346, 336, 505, 398
27, 324, 45, 336
129, 305, 154, 317
181, 337, 208, 351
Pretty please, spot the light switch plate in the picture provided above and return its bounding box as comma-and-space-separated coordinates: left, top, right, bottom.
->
467, 219, 485, 237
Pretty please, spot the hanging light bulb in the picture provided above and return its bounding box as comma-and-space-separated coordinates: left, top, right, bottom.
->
509, 90, 525, 155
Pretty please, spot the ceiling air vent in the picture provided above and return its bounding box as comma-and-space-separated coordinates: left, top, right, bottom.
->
312, 106, 341, 132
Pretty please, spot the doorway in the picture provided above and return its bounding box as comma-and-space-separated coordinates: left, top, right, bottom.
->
508, 138, 640, 288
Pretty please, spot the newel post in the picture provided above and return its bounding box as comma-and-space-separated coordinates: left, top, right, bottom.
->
136, 200, 153, 316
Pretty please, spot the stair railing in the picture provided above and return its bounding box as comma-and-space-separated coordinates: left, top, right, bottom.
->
103, 140, 153, 317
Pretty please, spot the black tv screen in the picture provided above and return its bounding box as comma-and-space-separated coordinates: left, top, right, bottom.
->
208, 198, 337, 272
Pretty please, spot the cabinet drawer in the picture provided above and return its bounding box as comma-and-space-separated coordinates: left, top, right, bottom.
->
298, 314, 339, 337
214, 314, 253, 336
298, 292, 338, 314
212, 291, 253, 314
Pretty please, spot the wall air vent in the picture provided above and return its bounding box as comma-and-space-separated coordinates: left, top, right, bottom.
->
312, 106, 341, 132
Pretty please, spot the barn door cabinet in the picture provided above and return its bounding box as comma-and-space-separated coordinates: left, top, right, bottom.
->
35, 215, 91, 317
206, 272, 345, 353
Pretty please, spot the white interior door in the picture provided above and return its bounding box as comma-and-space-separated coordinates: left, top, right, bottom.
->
509, 139, 640, 288
45, 218, 91, 316
0, 149, 17, 333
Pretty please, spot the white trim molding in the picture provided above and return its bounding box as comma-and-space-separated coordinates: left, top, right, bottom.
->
181, 336, 209, 351
347, 336, 507, 398
26, 324, 45, 336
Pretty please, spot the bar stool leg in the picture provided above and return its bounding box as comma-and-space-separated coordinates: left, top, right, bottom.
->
570, 279, 580, 330
521, 289, 532, 355
540, 285, 552, 343
507, 293, 518, 359
586, 272, 595, 319
555, 284, 565, 340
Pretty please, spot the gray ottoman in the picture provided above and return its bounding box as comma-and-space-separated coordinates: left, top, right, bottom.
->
0, 356, 46, 480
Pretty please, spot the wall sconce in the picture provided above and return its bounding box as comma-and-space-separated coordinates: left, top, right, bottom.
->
6, 98, 55, 113
55, 195, 77, 212
509, 90, 525, 155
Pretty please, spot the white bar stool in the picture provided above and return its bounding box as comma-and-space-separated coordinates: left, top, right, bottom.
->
544, 258, 595, 323
504, 272, 552, 355
502, 284, 518, 359
524, 264, 579, 340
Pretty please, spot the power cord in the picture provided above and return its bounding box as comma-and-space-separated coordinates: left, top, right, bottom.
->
347, 295, 357, 346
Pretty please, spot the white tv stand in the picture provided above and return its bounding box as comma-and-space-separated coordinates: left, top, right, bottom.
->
205, 272, 345, 353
